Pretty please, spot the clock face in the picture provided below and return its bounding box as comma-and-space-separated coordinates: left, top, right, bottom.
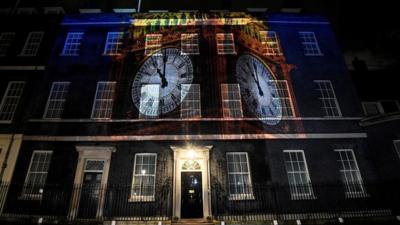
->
131, 47, 194, 117
236, 54, 282, 125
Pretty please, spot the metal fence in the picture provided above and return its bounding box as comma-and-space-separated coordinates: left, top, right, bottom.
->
0, 182, 399, 222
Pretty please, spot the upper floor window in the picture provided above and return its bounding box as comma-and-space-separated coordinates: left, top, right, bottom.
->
20, 32, 44, 56
130, 153, 157, 202
43, 82, 70, 119
226, 152, 253, 200
0, 32, 16, 56
139, 84, 160, 119
181, 84, 201, 118
103, 32, 124, 55
91, 81, 116, 119
61, 32, 84, 56
21, 150, 52, 199
299, 32, 322, 56
394, 140, 400, 160
145, 34, 162, 56
269, 80, 295, 117
0, 81, 25, 122
314, 80, 342, 117
216, 33, 236, 55
221, 84, 243, 118
334, 149, 367, 198
181, 33, 199, 55
283, 150, 315, 200
260, 31, 282, 56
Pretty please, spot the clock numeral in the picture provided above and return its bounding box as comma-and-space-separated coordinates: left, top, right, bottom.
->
180, 72, 187, 78
178, 62, 185, 69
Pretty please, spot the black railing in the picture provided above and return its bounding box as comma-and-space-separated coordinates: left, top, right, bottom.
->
0, 182, 399, 222
211, 182, 400, 220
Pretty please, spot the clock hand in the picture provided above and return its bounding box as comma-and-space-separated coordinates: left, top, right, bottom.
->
249, 63, 264, 96
156, 67, 168, 88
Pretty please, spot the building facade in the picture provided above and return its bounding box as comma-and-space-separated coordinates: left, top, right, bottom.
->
0, 6, 399, 225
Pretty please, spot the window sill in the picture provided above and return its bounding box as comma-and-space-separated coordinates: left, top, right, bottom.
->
290, 194, 317, 200
0, 120, 12, 124
228, 194, 255, 201
19, 194, 43, 200
128, 196, 155, 202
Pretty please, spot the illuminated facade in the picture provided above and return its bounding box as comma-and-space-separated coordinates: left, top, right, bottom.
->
0, 8, 399, 225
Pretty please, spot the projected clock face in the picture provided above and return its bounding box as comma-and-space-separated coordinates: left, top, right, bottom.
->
131, 48, 194, 117
236, 54, 282, 125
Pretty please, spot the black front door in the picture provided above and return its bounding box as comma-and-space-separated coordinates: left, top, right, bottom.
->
181, 172, 203, 218
77, 172, 102, 218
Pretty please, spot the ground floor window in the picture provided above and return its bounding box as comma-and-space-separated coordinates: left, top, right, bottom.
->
21, 150, 52, 199
283, 150, 315, 200
130, 153, 157, 202
226, 152, 253, 200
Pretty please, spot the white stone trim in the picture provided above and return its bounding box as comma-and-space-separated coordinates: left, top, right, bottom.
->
171, 145, 212, 220
23, 133, 368, 142
68, 146, 116, 220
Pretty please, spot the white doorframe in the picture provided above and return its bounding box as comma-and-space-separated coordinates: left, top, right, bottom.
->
68, 146, 116, 220
171, 145, 212, 220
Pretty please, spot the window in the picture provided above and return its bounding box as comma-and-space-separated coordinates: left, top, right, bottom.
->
91, 82, 116, 119
283, 150, 315, 200
20, 32, 44, 56
43, 82, 70, 119
22, 151, 52, 199
380, 100, 400, 114
394, 140, 400, 159
145, 34, 162, 56
216, 33, 236, 55
269, 80, 295, 117
0, 32, 15, 56
131, 153, 157, 201
181, 84, 201, 118
260, 31, 282, 56
0, 81, 25, 122
362, 102, 383, 116
299, 32, 322, 56
314, 80, 342, 117
139, 84, 160, 119
61, 32, 84, 56
181, 33, 199, 55
226, 152, 253, 200
221, 84, 243, 118
334, 149, 367, 198
103, 32, 124, 55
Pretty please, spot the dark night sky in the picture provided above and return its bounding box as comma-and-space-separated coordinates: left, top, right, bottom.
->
318, 1, 400, 70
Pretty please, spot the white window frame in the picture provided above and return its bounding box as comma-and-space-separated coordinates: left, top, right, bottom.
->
0, 32, 16, 56
91, 81, 116, 119
334, 149, 367, 198
145, 34, 162, 56
283, 150, 315, 200
20, 32, 44, 56
103, 32, 124, 55
268, 80, 295, 117
226, 152, 254, 200
314, 80, 342, 117
221, 84, 243, 118
216, 33, 236, 55
43, 82, 70, 119
130, 153, 157, 202
139, 84, 160, 119
361, 102, 384, 116
181, 33, 200, 55
21, 150, 53, 200
0, 81, 25, 123
180, 84, 201, 119
299, 32, 323, 56
394, 140, 400, 160
259, 31, 283, 56
61, 32, 84, 56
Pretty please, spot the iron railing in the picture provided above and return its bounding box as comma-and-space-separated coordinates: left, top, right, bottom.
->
0, 182, 398, 222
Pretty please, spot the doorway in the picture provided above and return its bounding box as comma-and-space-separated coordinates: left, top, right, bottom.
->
181, 172, 203, 218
